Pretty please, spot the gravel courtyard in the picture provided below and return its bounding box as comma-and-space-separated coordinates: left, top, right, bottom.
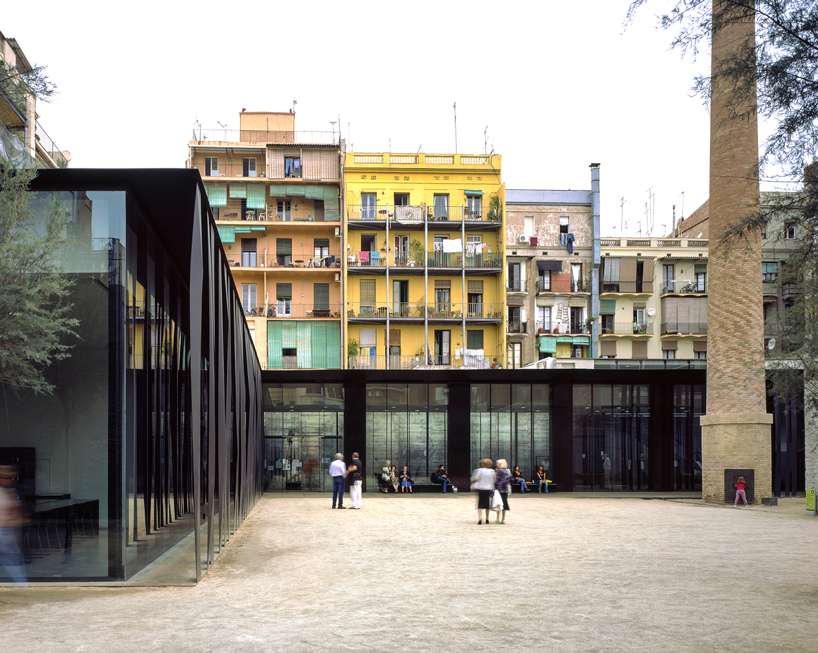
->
0, 493, 816, 652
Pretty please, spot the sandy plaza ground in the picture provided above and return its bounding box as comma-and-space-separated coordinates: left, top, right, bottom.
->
0, 492, 816, 652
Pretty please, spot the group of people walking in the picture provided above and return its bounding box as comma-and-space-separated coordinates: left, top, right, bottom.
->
471, 459, 512, 524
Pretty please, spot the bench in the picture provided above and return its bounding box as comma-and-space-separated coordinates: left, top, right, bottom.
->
511, 480, 557, 493
371, 473, 452, 493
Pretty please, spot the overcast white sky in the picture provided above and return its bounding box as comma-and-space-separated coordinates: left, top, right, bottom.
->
5, 0, 717, 237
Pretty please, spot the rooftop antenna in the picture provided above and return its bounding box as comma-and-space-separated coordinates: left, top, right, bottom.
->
678, 191, 685, 220
417, 144, 422, 154
330, 121, 337, 141
484, 126, 489, 155
453, 102, 458, 154
292, 98, 297, 113
348, 122, 351, 151
620, 197, 626, 235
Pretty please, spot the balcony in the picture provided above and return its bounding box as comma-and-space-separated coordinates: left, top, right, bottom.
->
34, 120, 70, 168
601, 322, 654, 336
535, 322, 589, 335
347, 354, 491, 370
507, 321, 528, 334
346, 250, 501, 270
242, 303, 342, 319
661, 280, 707, 294
601, 280, 654, 294
347, 203, 502, 225
227, 251, 342, 269
346, 302, 505, 321
660, 322, 708, 335
195, 162, 267, 179
506, 280, 528, 293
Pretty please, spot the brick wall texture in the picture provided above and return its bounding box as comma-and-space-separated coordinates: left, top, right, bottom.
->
704, 0, 772, 501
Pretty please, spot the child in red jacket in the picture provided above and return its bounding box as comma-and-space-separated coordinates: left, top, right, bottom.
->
734, 476, 749, 507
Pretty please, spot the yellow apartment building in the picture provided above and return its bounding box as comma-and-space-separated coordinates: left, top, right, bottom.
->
188, 110, 345, 369
343, 152, 505, 369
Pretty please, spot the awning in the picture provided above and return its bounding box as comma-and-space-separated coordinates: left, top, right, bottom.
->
573, 336, 590, 345
230, 183, 247, 199
599, 299, 616, 314
556, 336, 573, 343
538, 336, 557, 354
537, 260, 563, 272
217, 225, 236, 243
464, 189, 483, 196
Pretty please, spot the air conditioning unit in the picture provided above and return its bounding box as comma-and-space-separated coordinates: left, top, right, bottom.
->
530, 236, 538, 246
518, 235, 528, 243
335, 227, 340, 237
334, 272, 341, 282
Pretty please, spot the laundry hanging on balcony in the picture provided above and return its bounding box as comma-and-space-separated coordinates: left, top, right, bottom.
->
566, 233, 575, 254
442, 238, 462, 253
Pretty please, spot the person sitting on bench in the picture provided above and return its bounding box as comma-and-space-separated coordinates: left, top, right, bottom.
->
535, 464, 548, 493
512, 465, 528, 493
431, 465, 450, 493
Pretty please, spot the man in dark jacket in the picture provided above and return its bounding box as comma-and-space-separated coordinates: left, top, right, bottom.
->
348, 453, 363, 509
432, 465, 450, 493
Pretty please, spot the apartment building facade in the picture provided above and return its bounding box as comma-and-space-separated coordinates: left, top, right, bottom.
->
598, 236, 710, 360
0, 30, 69, 168
505, 185, 597, 368
189, 110, 345, 370
343, 152, 505, 370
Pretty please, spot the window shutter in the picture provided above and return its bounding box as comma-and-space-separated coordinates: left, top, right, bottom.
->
360, 280, 376, 305
632, 341, 648, 359
389, 329, 401, 345
599, 299, 616, 314
468, 280, 483, 293
693, 341, 707, 352
205, 183, 227, 207
276, 239, 292, 255
246, 184, 266, 209
662, 340, 678, 350
314, 238, 330, 249
314, 283, 329, 310
600, 341, 617, 356
467, 330, 484, 349
230, 183, 247, 199
633, 302, 646, 309
359, 328, 376, 347
276, 283, 292, 300
435, 280, 451, 289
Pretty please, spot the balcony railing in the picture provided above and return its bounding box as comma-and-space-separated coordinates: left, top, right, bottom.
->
601, 322, 654, 335
506, 280, 528, 293
35, 120, 70, 167
347, 354, 491, 370
535, 322, 590, 335
507, 321, 528, 334
215, 207, 341, 222
242, 303, 342, 319
195, 162, 267, 179
347, 203, 502, 223
661, 280, 707, 294
661, 322, 708, 335
346, 250, 501, 269
192, 128, 339, 145
601, 280, 654, 294
346, 302, 505, 319
228, 252, 342, 268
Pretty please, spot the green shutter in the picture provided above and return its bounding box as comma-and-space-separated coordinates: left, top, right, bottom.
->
247, 184, 266, 209
539, 336, 558, 354
281, 321, 297, 349
599, 299, 616, 314
556, 336, 573, 343
323, 187, 339, 200
230, 183, 247, 199
286, 185, 306, 196
276, 283, 292, 300
297, 322, 312, 369
314, 283, 329, 310
205, 183, 227, 207
276, 239, 292, 256
694, 263, 707, 273
306, 185, 324, 200
216, 226, 236, 243
464, 189, 483, 196
325, 322, 341, 368
573, 336, 590, 345
267, 322, 283, 369
467, 330, 484, 349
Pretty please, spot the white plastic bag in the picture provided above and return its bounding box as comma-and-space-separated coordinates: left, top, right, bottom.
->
491, 490, 503, 511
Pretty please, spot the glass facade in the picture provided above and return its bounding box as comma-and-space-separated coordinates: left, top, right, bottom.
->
263, 383, 344, 491
1, 172, 263, 584
673, 384, 705, 491
572, 385, 651, 491
365, 383, 448, 482
470, 384, 552, 477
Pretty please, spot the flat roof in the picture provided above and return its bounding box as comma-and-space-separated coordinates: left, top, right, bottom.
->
506, 189, 592, 206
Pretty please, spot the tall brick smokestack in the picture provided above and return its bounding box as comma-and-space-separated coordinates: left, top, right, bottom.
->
700, 0, 772, 503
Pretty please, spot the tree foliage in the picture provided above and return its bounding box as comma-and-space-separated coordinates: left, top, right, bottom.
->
0, 161, 77, 394
0, 59, 56, 118
627, 0, 818, 409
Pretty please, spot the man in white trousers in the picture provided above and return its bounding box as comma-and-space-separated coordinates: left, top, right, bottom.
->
348, 452, 363, 509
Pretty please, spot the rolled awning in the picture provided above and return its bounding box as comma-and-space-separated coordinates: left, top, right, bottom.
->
538, 336, 557, 354
537, 260, 563, 272
464, 189, 483, 196
599, 299, 616, 314
573, 336, 590, 345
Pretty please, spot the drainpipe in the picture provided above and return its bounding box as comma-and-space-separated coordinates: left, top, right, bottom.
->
590, 163, 601, 359
385, 202, 390, 369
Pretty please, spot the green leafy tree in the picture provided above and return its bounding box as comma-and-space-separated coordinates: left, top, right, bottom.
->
0, 58, 55, 117
0, 161, 77, 394
627, 0, 818, 410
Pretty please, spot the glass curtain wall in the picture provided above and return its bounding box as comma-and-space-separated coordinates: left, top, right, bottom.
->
572, 384, 650, 491
469, 384, 551, 479
673, 384, 704, 490
365, 384, 448, 485
263, 383, 344, 491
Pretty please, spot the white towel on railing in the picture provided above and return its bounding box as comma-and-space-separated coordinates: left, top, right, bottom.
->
464, 348, 484, 367
442, 239, 462, 253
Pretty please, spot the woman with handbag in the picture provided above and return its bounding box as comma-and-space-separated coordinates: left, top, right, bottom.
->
470, 459, 496, 525
494, 459, 512, 524
390, 465, 400, 492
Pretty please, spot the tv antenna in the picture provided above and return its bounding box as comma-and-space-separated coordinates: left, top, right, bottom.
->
453, 102, 458, 154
